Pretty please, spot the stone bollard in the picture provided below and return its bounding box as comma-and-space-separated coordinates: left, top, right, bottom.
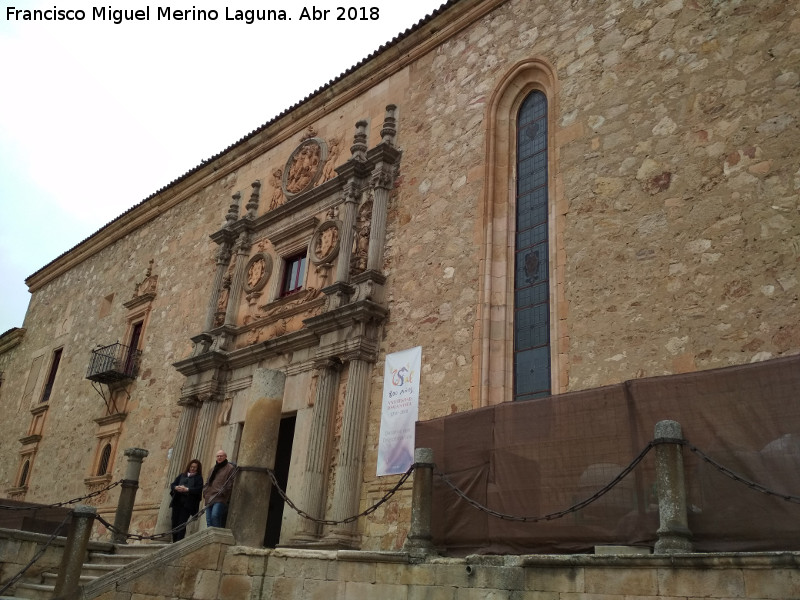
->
403, 447, 436, 558
53, 504, 96, 599
227, 396, 283, 547
653, 420, 693, 554
112, 447, 149, 544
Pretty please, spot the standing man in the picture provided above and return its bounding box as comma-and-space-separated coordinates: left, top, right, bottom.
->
203, 450, 236, 528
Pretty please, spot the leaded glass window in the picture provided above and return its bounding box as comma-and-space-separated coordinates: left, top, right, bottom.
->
514, 91, 550, 401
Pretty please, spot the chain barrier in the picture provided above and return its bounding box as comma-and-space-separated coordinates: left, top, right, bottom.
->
684, 441, 800, 504
267, 464, 415, 526
0, 511, 71, 596
0, 479, 124, 512
434, 438, 800, 522
93, 466, 242, 542
435, 441, 658, 522
9, 439, 798, 544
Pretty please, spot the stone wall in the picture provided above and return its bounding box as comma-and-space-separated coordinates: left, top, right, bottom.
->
79, 539, 800, 600
0, 0, 797, 553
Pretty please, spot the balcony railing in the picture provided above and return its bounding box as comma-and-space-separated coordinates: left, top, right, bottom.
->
86, 343, 141, 384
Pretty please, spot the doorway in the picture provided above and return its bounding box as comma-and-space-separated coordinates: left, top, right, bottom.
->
264, 415, 295, 547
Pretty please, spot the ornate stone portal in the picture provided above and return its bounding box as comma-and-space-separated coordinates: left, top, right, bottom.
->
162, 106, 401, 548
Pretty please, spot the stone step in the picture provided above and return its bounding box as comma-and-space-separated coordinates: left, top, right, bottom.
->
42, 572, 99, 585
9, 582, 54, 600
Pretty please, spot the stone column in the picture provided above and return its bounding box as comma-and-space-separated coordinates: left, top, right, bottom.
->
112, 448, 149, 544
227, 396, 282, 546
366, 106, 398, 273
365, 166, 393, 273
403, 447, 435, 558
54, 505, 96, 599
334, 183, 359, 285
224, 232, 251, 326
191, 394, 222, 467
322, 358, 371, 547
290, 361, 341, 544
654, 420, 693, 554
204, 244, 232, 331
155, 398, 200, 534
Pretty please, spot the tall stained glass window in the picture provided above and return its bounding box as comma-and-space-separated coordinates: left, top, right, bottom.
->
514, 91, 550, 401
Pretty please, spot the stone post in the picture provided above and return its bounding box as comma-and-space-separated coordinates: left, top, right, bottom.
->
403, 447, 435, 558
323, 358, 371, 547
155, 398, 200, 534
227, 396, 283, 546
290, 362, 341, 544
112, 448, 149, 545
653, 420, 693, 554
53, 505, 97, 599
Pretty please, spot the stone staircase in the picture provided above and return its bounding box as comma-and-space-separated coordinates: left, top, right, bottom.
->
7, 542, 167, 599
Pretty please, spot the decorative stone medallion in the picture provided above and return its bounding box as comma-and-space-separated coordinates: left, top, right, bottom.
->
282, 137, 328, 199
309, 220, 341, 265
243, 253, 272, 293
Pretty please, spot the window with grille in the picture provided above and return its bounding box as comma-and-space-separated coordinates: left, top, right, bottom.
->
97, 443, 112, 476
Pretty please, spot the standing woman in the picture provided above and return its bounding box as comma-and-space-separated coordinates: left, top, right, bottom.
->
169, 459, 203, 542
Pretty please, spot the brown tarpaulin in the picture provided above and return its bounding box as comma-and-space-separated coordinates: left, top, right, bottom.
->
416, 355, 800, 555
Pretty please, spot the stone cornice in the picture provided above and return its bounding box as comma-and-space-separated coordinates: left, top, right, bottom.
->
0, 327, 26, 355
173, 350, 229, 376
25, 0, 502, 294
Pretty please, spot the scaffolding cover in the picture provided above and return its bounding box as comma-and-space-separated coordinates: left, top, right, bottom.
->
416, 355, 800, 555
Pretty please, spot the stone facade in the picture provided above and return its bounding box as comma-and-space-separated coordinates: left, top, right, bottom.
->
0, 0, 798, 555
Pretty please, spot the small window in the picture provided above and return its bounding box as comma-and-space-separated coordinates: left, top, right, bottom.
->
19, 459, 30, 487
97, 443, 112, 476
281, 253, 307, 297
41, 348, 63, 403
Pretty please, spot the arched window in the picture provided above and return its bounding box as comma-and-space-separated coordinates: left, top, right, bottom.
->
514, 91, 550, 401
19, 459, 30, 487
97, 443, 112, 476
475, 58, 565, 407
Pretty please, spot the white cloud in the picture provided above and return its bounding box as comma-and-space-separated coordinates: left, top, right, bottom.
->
0, 0, 446, 331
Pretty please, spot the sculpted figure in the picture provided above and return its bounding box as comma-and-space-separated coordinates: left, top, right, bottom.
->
322, 136, 341, 182
316, 225, 338, 260
269, 168, 285, 210
286, 142, 322, 194
247, 258, 265, 288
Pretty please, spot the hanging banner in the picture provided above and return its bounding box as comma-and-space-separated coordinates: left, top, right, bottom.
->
377, 346, 422, 476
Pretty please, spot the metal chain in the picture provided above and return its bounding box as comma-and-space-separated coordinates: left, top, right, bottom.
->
15, 439, 799, 543
267, 464, 415, 526
434, 441, 658, 522
96, 464, 240, 541
435, 438, 800, 522
0, 479, 124, 512
0, 511, 71, 596
685, 441, 800, 504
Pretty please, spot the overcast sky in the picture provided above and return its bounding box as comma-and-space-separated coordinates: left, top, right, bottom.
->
0, 0, 445, 334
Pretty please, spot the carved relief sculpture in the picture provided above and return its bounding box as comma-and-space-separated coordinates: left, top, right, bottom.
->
269, 168, 285, 211
310, 220, 341, 266
243, 253, 272, 293
282, 129, 328, 199
351, 200, 372, 274
321, 135, 342, 182
214, 276, 231, 327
